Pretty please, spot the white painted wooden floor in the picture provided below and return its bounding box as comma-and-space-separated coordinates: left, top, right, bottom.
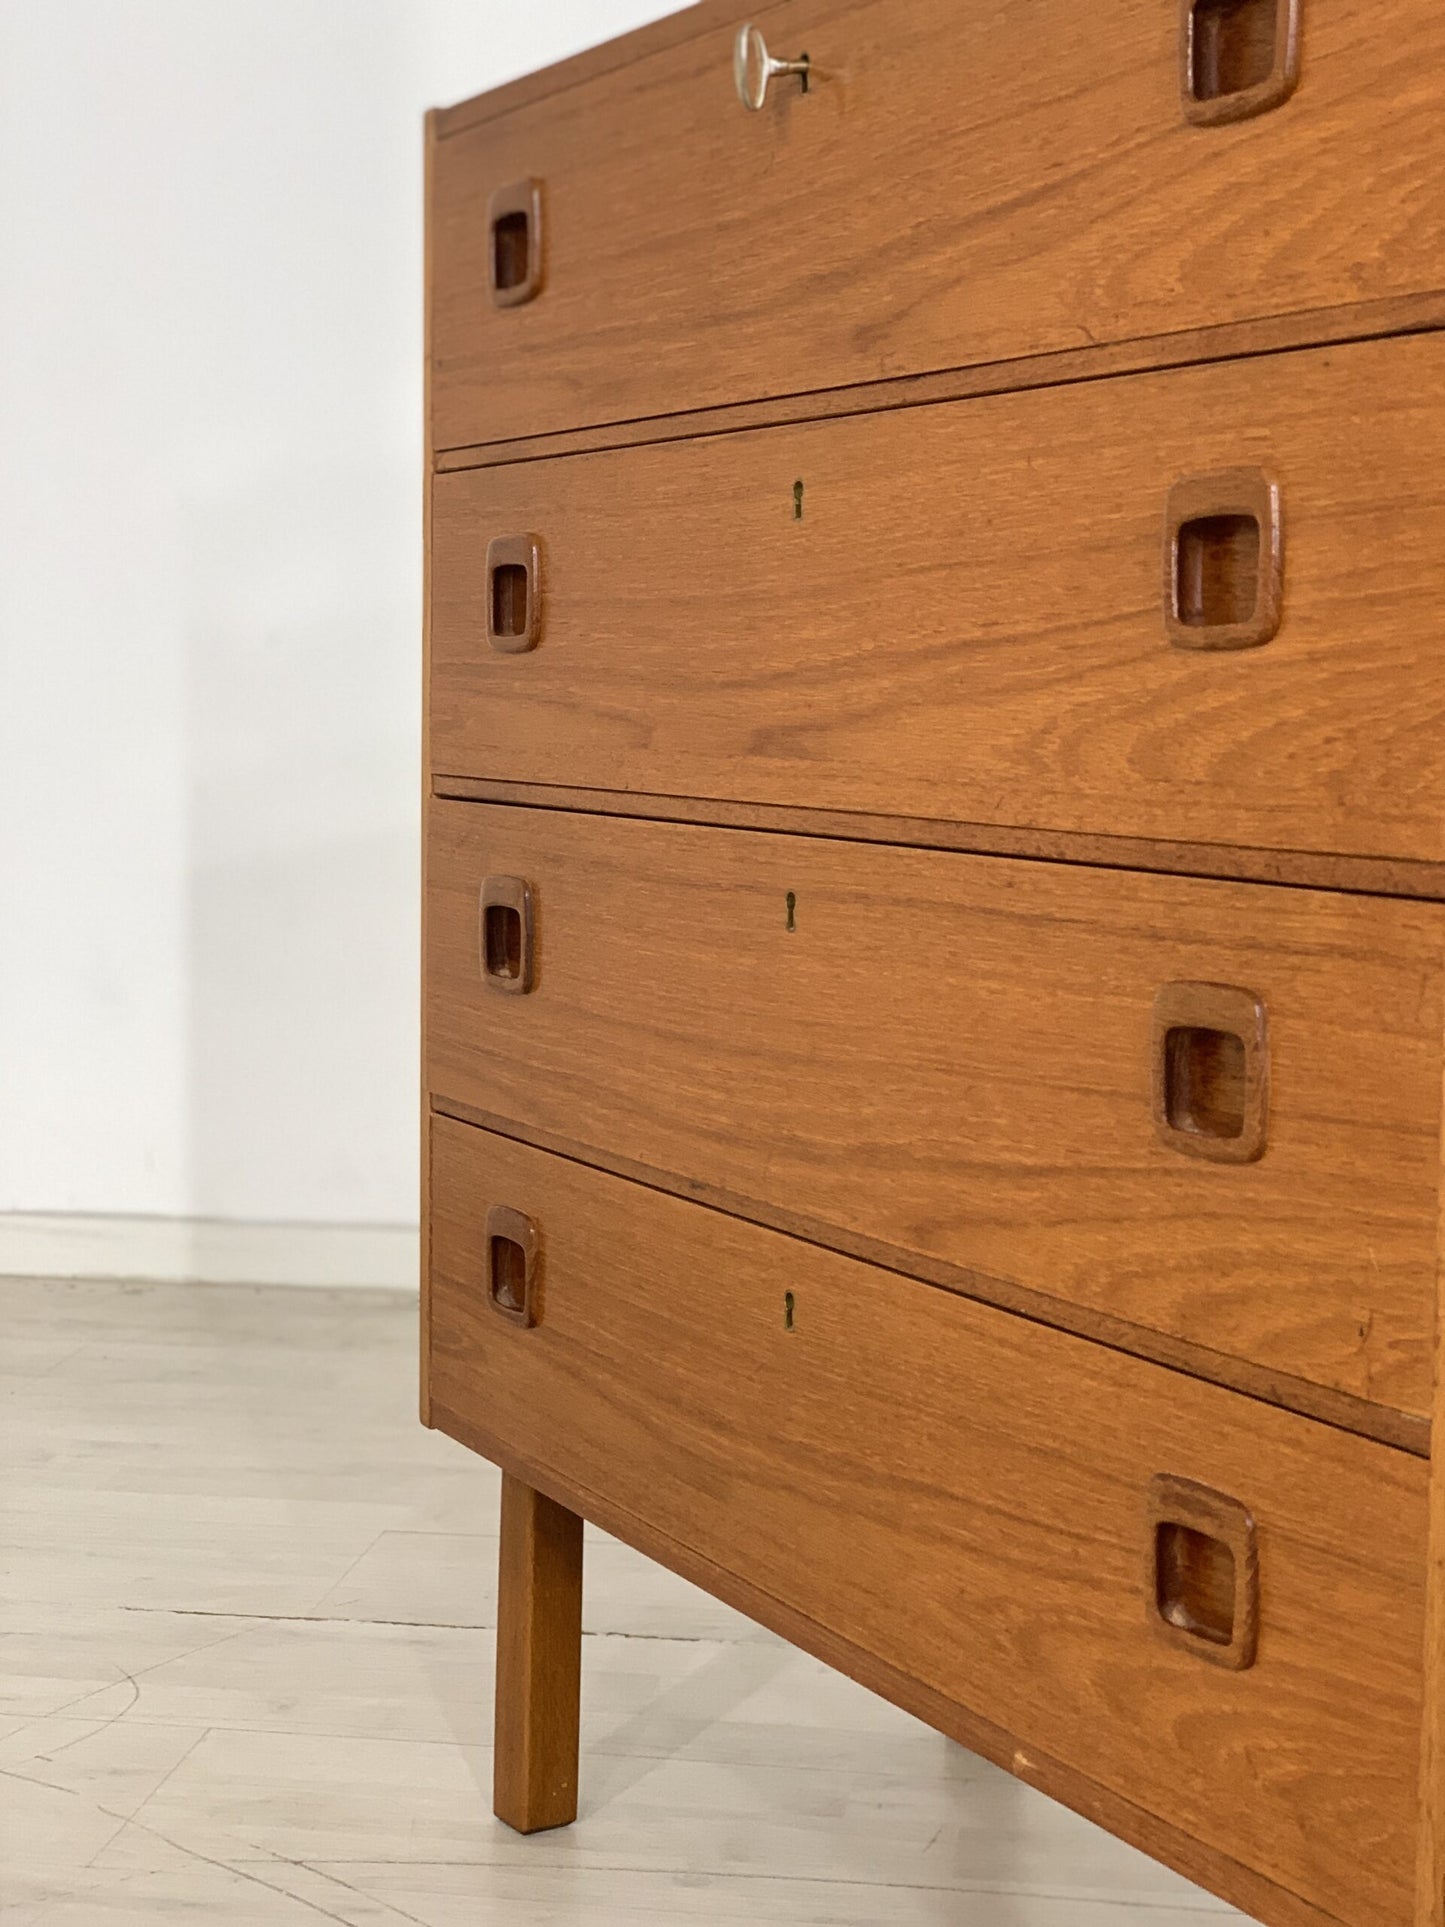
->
0, 1278, 1252, 1925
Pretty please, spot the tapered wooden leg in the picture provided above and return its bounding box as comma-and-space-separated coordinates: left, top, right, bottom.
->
493, 1472, 584, 1833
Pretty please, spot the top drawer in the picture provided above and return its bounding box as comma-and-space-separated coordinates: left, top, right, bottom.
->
430, 0, 1445, 447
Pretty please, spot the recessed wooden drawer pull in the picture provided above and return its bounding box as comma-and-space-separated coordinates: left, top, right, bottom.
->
488, 179, 544, 308
1151, 981, 1268, 1164
1180, 0, 1301, 125
1164, 467, 1283, 651
486, 535, 542, 653
733, 24, 810, 111
479, 876, 537, 995
1147, 1474, 1259, 1670
486, 1205, 541, 1327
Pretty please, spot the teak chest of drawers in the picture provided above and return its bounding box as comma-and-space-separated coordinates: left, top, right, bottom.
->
420, 7, 1445, 1923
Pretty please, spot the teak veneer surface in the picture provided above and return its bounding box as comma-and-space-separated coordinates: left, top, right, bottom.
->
432, 331, 1445, 868
426, 802, 1442, 1428
432, 778, 1445, 909
428, 1116, 1427, 1927
447, 1413, 1353, 1927
432, 291, 1445, 475
426, 10, 1445, 1919
431, 0, 1445, 447
1422, 1307, 1445, 1926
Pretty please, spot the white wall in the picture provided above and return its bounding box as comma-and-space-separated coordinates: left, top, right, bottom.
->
0, 1, 684, 1243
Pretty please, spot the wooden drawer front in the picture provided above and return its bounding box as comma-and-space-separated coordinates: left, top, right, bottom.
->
426, 803, 1442, 1427
433, 333, 1445, 867
428, 1117, 1426, 1926
431, 0, 1445, 448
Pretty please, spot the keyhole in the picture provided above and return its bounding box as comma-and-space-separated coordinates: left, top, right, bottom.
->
785, 891, 797, 932
783, 1291, 796, 1331
793, 480, 804, 521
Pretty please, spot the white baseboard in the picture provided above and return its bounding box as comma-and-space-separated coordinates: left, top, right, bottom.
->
0, 1213, 419, 1290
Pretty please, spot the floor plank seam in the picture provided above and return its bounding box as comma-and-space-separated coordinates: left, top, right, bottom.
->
234, 1851, 1234, 1909
1, 1277, 1257, 1923
113, 1602, 742, 1641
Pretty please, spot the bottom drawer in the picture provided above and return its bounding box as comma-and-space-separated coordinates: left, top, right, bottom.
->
426, 1116, 1425, 1926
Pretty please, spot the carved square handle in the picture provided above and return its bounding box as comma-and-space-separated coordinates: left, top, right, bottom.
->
486, 535, 543, 654
1164, 468, 1283, 652
1147, 1473, 1260, 1671
1181, 0, 1301, 126
1151, 981, 1269, 1164
486, 1205, 541, 1328
488, 179, 544, 308
479, 876, 537, 995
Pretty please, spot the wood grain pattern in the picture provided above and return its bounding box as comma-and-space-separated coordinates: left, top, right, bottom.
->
431, 332, 1445, 869
434, 1088, 1431, 1458
493, 1471, 584, 1834
445, 1412, 1349, 1927
1419, 1456, 1445, 1919
430, 0, 1445, 447
428, 1116, 1427, 1926
435, 775, 1445, 908
426, 14, 1445, 1917
432, 292, 1445, 474
426, 802, 1443, 1424
1416, 1019, 1445, 1924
